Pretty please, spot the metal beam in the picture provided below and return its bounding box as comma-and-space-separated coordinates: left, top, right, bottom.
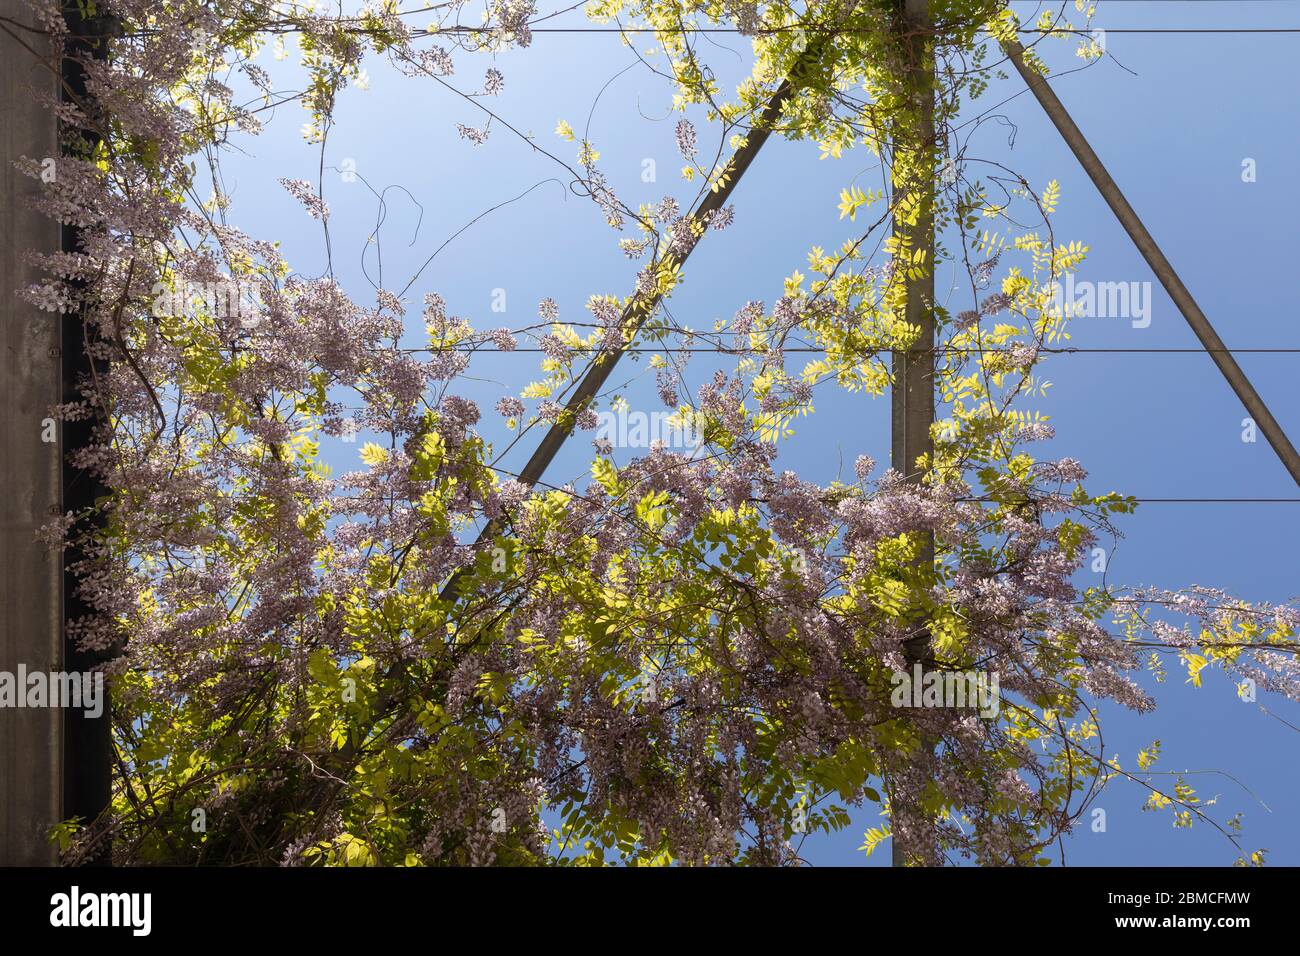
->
891, 0, 937, 868
1002, 37, 1300, 487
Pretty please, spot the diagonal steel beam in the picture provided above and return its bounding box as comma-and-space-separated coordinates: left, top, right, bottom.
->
1001, 38, 1300, 487
438, 37, 832, 604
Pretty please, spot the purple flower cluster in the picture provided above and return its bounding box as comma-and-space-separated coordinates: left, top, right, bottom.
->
675, 118, 697, 159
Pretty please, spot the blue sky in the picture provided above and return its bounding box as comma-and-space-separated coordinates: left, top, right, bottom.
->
212, 0, 1299, 864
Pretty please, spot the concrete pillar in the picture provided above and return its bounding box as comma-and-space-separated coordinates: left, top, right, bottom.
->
0, 0, 64, 865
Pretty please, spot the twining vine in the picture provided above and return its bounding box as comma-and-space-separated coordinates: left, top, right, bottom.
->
8, 0, 1296, 865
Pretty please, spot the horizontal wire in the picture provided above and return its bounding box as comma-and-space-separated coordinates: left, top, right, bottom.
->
411, 26, 1300, 34
960, 497, 1300, 503
319, 492, 1300, 504
223, 453, 1300, 506
376, 346, 1300, 354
